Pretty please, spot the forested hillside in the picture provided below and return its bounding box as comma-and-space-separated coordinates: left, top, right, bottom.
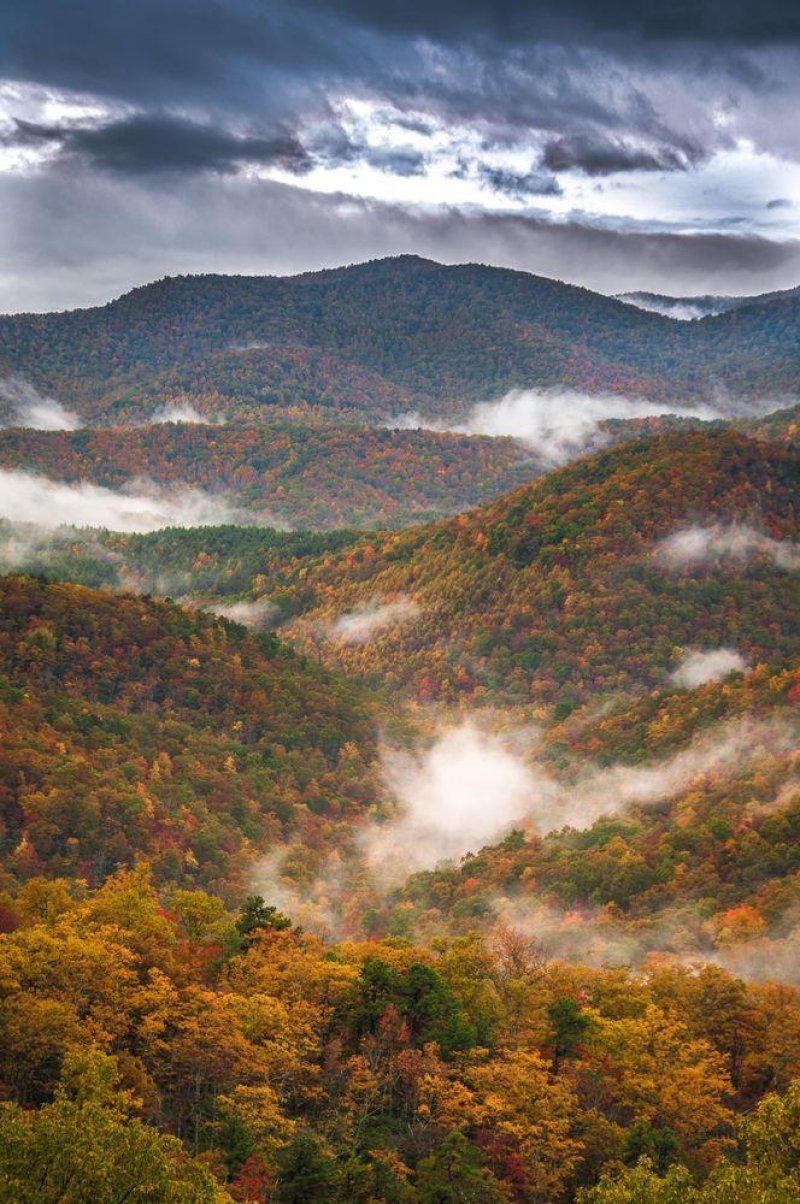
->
6, 430, 797, 710
1, 430, 799, 1202
264, 430, 800, 705
0, 576, 387, 896
2, 257, 799, 426
0, 423, 537, 530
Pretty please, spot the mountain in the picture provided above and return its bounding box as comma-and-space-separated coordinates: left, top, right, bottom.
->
616, 283, 800, 320
264, 429, 799, 706
0, 575, 386, 895
1, 257, 799, 427
12, 429, 798, 710
0, 422, 538, 530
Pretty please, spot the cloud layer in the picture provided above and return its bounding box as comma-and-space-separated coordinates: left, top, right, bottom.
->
0, 469, 248, 533
394, 389, 714, 464
670, 648, 748, 689
656, 523, 800, 571
327, 597, 420, 643
0, 377, 80, 430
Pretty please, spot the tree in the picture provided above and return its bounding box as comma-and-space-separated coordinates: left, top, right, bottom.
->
0, 1050, 230, 1203
274, 1134, 339, 1204
548, 998, 592, 1071
235, 896, 292, 945
416, 1132, 509, 1203
622, 1121, 680, 1176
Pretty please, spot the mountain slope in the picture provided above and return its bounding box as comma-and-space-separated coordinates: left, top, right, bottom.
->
617, 283, 800, 320
2, 257, 798, 426
381, 659, 800, 959
268, 430, 800, 704
0, 422, 538, 530
0, 575, 385, 894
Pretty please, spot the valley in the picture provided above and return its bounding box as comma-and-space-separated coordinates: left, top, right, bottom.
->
0, 259, 798, 1202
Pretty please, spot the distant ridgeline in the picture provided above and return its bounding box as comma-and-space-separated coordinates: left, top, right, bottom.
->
1, 256, 799, 426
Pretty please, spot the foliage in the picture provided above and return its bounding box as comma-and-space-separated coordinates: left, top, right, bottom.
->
276, 430, 800, 705
0, 422, 537, 531
2, 258, 799, 427
0, 872, 798, 1200
0, 575, 385, 894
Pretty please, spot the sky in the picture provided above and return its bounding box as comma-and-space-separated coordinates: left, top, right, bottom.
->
1, 0, 800, 312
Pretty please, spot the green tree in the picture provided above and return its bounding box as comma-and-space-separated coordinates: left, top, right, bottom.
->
548, 998, 592, 1071
235, 896, 292, 945
275, 1133, 339, 1204
416, 1132, 509, 1203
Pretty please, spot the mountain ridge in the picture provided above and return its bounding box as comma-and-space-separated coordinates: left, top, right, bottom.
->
2, 255, 799, 426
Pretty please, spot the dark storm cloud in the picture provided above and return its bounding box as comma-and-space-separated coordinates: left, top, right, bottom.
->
477, 165, 561, 198
304, 0, 800, 45
1, 0, 795, 193
541, 133, 703, 176
14, 114, 312, 176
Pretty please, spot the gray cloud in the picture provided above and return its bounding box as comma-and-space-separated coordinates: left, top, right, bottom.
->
477, 164, 561, 197
2, 167, 800, 314
303, 0, 800, 46
541, 132, 704, 176
15, 113, 312, 176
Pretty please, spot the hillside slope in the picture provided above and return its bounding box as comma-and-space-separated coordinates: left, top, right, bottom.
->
2, 257, 798, 425
0, 422, 538, 530
268, 430, 800, 704
0, 575, 385, 894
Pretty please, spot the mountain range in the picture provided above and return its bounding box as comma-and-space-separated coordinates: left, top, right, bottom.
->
2, 256, 799, 428
1, 256, 800, 1202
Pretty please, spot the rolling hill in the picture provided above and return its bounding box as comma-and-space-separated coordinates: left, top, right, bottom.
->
0, 575, 387, 896
1, 257, 799, 427
9, 429, 798, 711
0, 422, 538, 530
264, 429, 800, 705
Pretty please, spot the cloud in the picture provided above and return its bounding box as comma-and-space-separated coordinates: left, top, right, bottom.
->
327, 597, 420, 643
392, 388, 714, 465
670, 648, 748, 689
541, 132, 702, 176
0, 469, 252, 533
364, 146, 426, 176
150, 402, 212, 424
204, 598, 279, 630
370, 724, 539, 875
477, 164, 561, 198
616, 294, 724, 320
303, 0, 800, 46
16, 113, 313, 176
2, 161, 800, 314
711, 924, 800, 984
655, 523, 800, 571
0, 377, 81, 429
